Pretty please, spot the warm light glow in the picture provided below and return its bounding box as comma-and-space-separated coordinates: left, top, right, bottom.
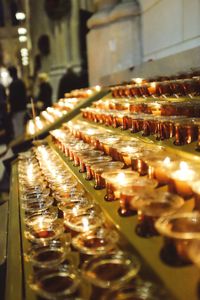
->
51, 129, 66, 139
22, 54, 29, 65
82, 217, 89, 231
72, 206, 78, 215
42, 111, 55, 123
65, 103, 75, 110
153, 103, 161, 109
47, 107, 54, 113
116, 172, 126, 183
37, 146, 49, 160
16, 12, 26, 20
56, 175, 65, 184
35, 117, 43, 130
106, 137, 119, 144
95, 85, 101, 92
27, 120, 36, 135
22, 55, 28, 60
134, 78, 143, 84
22, 61, 29, 66
22, 57, 29, 63
86, 129, 96, 135
163, 157, 171, 166
87, 89, 93, 95
172, 161, 196, 181
37, 217, 45, 230
122, 146, 136, 154
18, 27, 27, 35
1, 71, 7, 78
19, 35, 27, 42
150, 82, 156, 88
21, 48, 28, 55
180, 161, 188, 171
0, 68, 11, 87
27, 164, 34, 182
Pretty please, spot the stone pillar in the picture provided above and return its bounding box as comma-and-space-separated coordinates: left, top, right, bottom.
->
87, 0, 119, 29
87, 0, 119, 85
87, 0, 142, 86
70, 1, 82, 68
108, 0, 142, 72
49, 19, 72, 101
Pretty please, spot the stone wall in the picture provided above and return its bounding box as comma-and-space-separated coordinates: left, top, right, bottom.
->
100, 46, 200, 85
140, 0, 200, 61
87, 0, 200, 85
87, 0, 142, 85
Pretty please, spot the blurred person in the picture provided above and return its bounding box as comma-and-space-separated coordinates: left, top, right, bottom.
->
0, 82, 6, 104
0, 82, 13, 144
57, 67, 79, 99
57, 65, 88, 99
8, 66, 27, 139
0, 82, 7, 141
36, 73, 52, 111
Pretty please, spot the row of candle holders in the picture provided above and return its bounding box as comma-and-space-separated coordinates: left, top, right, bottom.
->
26, 85, 102, 137
81, 107, 200, 148
52, 122, 200, 199
111, 77, 200, 98
50, 122, 200, 267
93, 98, 200, 117
18, 147, 169, 300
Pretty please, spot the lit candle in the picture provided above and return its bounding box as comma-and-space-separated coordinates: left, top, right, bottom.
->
27, 119, 36, 136
27, 164, 34, 184
35, 116, 44, 130
119, 178, 158, 217
118, 146, 140, 166
25, 219, 64, 243
87, 89, 93, 96
42, 111, 55, 123
134, 78, 143, 85
82, 217, 89, 232
150, 103, 161, 116
132, 189, 184, 237
94, 85, 101, 92
33, 220, 54, 239
153, 156, 177, 185
148, 82, 157, 95
102, 170, 139, 202
93, 162, 124, 190
101, 137, 121, 156
83, 128, 103, 143
170, 161, 198, 198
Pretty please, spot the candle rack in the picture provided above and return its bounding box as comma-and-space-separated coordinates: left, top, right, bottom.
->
6, 84, 200, 300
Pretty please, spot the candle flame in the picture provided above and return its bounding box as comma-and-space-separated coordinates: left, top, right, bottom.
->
95, 85, 101, 92
163, 157, 171, 166
27, 120, 36, 135
82, 217, 89, 231
150, 82, 156, 88
117, 172, 126, 183
134, 78, 143, 85
123, 146, 135, 154
172, 161, 196, 181
72, 206, 78, 215
42, 111, 55, 123
37, 217, 45, 229
86, 129, 96, 135
27, 164, 34, 181
180, 161, 189, 171
87, 89, 93, 95
35, 117, 43, 130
